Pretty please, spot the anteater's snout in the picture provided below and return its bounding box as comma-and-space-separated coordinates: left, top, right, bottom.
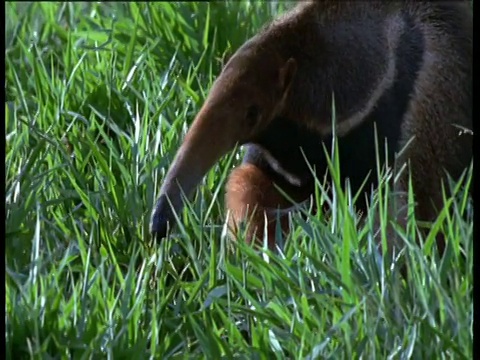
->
150, 194, 174, 240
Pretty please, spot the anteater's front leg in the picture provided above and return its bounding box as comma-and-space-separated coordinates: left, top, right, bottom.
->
225, 162, 310, 250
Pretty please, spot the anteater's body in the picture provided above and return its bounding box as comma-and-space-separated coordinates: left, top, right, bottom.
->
150, 1, 472, 252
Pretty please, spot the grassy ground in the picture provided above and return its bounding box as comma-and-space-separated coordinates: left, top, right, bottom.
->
5, 2, 473, 359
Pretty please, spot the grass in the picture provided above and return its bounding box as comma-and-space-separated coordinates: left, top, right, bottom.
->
5, 2, 473, 359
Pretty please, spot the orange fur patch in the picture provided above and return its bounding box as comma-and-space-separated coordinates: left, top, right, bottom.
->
225, 164, 295, 249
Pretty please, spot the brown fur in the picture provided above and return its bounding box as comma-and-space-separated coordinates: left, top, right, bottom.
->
150, 1, 472, 254
225, 162, 314, 248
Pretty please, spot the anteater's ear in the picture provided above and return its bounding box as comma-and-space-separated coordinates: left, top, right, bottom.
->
279, 57, 297, 95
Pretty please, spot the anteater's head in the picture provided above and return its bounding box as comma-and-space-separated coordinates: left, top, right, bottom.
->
150, 40, 297, 239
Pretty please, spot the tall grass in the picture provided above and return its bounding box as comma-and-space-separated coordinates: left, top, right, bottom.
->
5, 2, 473, 359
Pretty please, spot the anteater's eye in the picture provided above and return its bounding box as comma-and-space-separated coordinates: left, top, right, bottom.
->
246, 105, 261, 127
